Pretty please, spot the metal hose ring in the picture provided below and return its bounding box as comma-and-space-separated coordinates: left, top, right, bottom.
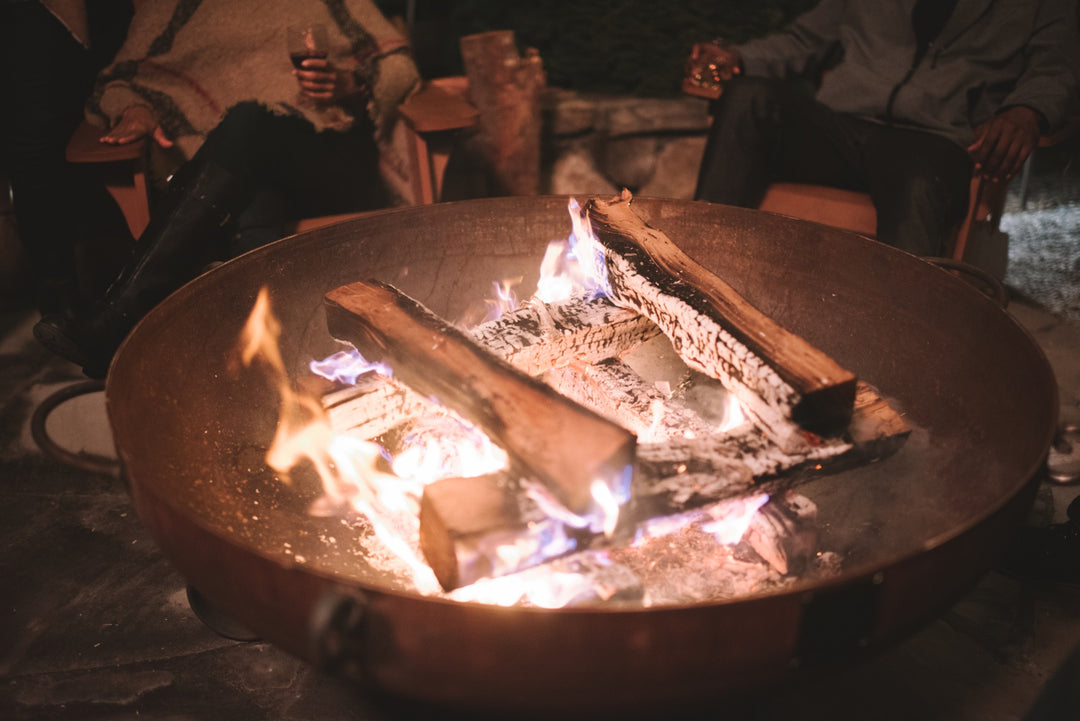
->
30, 379, 121, 477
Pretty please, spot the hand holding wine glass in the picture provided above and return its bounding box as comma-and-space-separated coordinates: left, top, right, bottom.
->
288, 24, 337, 102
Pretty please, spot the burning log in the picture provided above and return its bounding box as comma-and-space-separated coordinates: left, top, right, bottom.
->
583, 191, 857, 439
324, 280, 637, 516
419, 474, 577, 590
635, 382, 909, 485
446, 549, 644, 607
742, 493, 818, 576
472, 295, 660, 375
322, 295, 659, 438
322, 375, 445, 440
543, 358, 717, 441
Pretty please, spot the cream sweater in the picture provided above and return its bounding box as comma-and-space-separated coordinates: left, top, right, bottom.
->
86, 0, 420, 163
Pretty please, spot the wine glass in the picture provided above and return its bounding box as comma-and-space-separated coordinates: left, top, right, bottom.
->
287, 24, 329, 105
287, 24, 329, 70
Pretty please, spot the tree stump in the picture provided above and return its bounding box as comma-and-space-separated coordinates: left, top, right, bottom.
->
459, 31, 546, 196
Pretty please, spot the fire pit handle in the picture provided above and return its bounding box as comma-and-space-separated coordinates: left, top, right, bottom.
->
309, 588, 371, 675
926, 258, 1008, 309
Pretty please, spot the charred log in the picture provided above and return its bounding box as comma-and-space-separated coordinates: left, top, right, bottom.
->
325, 280, 637, 515
584, 192, 857, 438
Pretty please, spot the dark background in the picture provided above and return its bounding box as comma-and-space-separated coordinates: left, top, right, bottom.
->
375, 0, 818, 96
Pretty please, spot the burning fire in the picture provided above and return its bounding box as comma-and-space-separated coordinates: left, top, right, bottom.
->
242, 199, 769, 606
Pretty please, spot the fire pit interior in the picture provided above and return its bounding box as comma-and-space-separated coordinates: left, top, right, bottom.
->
105, 196, 1056, 714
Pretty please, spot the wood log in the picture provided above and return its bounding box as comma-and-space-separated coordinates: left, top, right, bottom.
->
741, 493, 818, 576
472, 295, 660, 375
635, 381, 909, 486
420, 474, 575, 590
459, 31, 545, 195
324, 280, 636, 516
322, 295, 659, 437
446, 549, 644, 607
583, 191, 857, 437
544, 358, 716, 442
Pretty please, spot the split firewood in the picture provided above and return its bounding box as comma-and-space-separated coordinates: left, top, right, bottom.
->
543, 358, 716, 442
324, 280, 637, 516
322, 375, 446, 440
741, 493, 818, 576
322, 294, 659, 437
446, 549, 644, 607
472, 294, 660, 376
419, 474, 574, 590
583, 191, 857, 439
635, 381, 909, 485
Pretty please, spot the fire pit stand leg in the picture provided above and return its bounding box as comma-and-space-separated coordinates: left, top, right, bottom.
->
185, 585, 260, 642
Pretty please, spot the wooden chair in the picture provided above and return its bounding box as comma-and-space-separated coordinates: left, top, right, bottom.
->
65, 77, 479, 239
757, 174, 1009, 264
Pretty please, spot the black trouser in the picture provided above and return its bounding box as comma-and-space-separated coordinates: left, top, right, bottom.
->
190, 101, 387, 256
0, 1, 133, 302
694, 77, 973, 257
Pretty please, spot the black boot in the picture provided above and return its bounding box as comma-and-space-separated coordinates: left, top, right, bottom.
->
33, 159, 249, 377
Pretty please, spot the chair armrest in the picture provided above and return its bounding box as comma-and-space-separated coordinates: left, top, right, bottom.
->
399, 77, 479, 134
66, 119, 145, 163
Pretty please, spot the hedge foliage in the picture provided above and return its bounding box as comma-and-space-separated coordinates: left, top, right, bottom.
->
377, 0, 818, 96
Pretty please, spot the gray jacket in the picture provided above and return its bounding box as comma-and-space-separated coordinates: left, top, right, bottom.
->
738, 0, 1079, 148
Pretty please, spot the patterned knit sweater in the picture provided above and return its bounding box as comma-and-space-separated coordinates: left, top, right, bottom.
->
85, 0, 420, 167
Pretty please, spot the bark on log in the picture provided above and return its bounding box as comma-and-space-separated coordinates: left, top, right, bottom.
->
473, 295, 660, 375
323, 295, 658, 437
460, 31, 545, 195
420, 474, 575, 590
583, 192, 857, 437
325, 280, 636, 516
635, 382, 909, 486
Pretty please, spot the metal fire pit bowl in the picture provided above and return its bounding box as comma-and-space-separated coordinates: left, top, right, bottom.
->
106, 197, 1057, 715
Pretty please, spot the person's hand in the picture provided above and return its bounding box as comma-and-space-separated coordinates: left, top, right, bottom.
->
967, 106, 1042, 182
684, 41, 742, 96
99, 104, 174, 148
293, 56, 366, 102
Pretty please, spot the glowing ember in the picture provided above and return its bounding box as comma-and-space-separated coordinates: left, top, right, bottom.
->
238, 196, 840, 608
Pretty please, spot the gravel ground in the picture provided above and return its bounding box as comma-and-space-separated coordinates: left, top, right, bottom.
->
1001, 137, 1080, 325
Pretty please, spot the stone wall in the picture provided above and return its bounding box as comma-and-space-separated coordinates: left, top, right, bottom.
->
541, 89, 711, 200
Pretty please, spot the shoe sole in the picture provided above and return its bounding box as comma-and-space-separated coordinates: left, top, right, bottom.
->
33, 319, 107, 378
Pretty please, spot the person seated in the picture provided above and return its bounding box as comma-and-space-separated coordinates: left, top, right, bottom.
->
686, 0, 1079, 257
0, 0, 134, 315
34, 0, 420, 378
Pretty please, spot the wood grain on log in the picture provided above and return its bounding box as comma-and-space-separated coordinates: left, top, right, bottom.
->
584, 192, 857, 436
325, 280, 636, 515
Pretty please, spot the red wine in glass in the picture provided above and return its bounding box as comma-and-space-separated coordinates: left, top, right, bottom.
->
290, 50, 328, 70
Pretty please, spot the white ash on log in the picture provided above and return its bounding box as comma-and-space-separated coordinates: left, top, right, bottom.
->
635, 381, 909, 483
447, 549, 644, 607
322, 295, 659, 437
322, 375, 446, 441
741, 492, 819, 576
583, 191, 857, 439
419, 474, 574, 591
472, 294, 660, 376
324, 280, 637, 516
543, 357, 717, 441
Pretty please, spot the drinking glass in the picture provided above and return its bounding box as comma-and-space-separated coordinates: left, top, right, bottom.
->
287, 23, 329, 70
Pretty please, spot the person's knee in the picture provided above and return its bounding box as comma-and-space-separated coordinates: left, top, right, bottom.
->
711, 76, 781, 119
896, 171, 969, 225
